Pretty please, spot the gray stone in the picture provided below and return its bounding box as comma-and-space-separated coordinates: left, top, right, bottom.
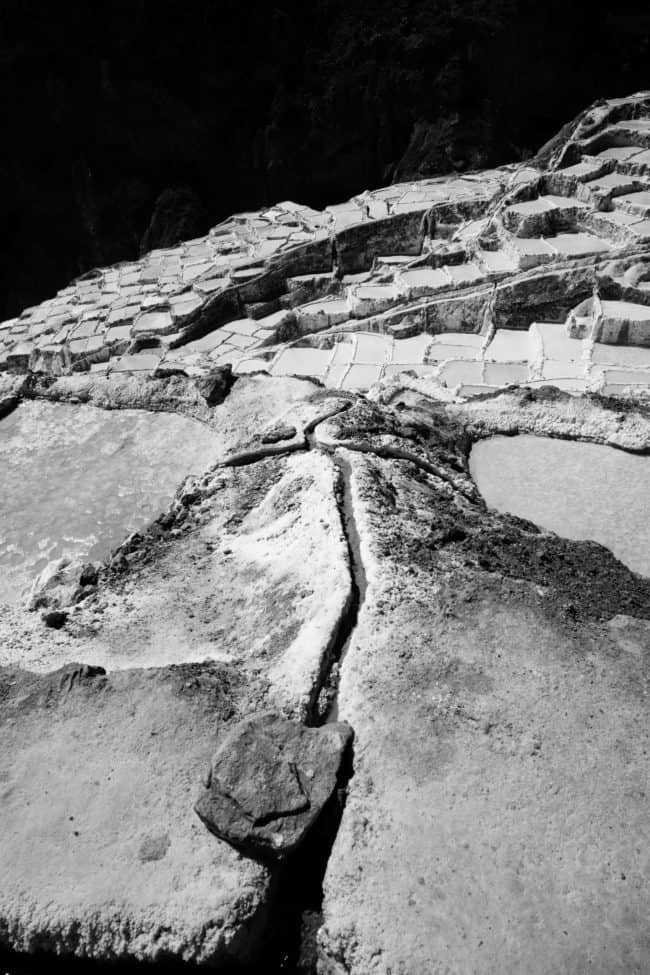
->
195, 712, 353, 859
196, 364, 234, 405
41, 608, 68, 628
79, 563, 99, 587
261, 422, 297, 444
28, 556, 84, 611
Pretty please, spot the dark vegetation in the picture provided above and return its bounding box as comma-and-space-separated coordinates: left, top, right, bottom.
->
1, 0, 649, 316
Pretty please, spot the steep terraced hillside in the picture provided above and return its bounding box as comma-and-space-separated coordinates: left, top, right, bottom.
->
0, 93, 649, 975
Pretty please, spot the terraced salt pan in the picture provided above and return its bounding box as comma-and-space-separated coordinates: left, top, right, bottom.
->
458, 383, 499, 397
354, 333, 393, 361
330, 339, 355, 366
477, 249, 518, 273
0, 401, 220, 605
391, 333, 433, 363
341, 363, 383, 391
485, 329, 530, 362
427, 344, 482, 363
530, 377, 588, 392
439, 360, 484, 387
540, 359, 586, 380
601, 300, 650, 322
629, 149, 650, 167
383, 363, 438, 379
603, 368, 650, 386
592, 208, 640, 227
592, 343, 650, 368
547, 232, 609, 257
483, 362, 529, 385
596, 146, 644, 160
271, 347, 331, 378
470, 435, 650, 576
584, 172, 641, 195
615, 191, 650, 216
398, 267, 450, 296
427, 333, 483, 361
508, 237, 555, 268
507, 197, 557, 216
111, 352, 163, 373
445, 262, 484, 284
235, 357, 270, 374
557, 160, 603, 180
298, 298, 350, 328
630, 219, 650, 239
182, 330, 231, 354
431, 333, 483, 348
350, 285, 398, 316
531, 322, 585, 360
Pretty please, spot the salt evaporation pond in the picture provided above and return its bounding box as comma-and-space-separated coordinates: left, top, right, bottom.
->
470, 434, 650, 577
0, 401, 220, 604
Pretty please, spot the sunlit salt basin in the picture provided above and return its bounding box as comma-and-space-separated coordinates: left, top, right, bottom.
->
469, 434, 650, 577
0, 401, 220, 605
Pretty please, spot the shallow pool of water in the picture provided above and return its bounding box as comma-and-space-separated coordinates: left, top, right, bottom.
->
469, 434, 650, 577
0, 401, 220, 604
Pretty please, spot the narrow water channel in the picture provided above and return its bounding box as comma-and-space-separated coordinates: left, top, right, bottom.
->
326, 451, 368, 723
469, 434, 650, 577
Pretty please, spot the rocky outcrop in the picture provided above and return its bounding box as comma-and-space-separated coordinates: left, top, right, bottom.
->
195, 713, 353, 859
195, 364, 235, 406
28, 556, 87, 611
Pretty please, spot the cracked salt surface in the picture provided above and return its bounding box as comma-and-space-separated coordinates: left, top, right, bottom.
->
470, 434, 650, 577
0, 401, 220, 604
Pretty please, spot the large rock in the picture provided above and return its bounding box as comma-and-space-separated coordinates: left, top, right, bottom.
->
196, 364, 235, 406
27, 555, 84, 611
195, 713, 353, 859
0, 661, 270, 967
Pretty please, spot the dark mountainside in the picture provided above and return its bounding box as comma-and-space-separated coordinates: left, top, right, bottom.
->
1, 0, 649, 318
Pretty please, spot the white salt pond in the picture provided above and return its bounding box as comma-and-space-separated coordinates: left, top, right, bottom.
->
0, 401, 220, 604
470, 434, 650, 577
